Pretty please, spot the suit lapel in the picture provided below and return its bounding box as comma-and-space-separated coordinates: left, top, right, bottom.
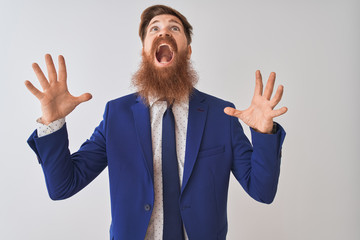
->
181, 89, 208, 193
131, 96, 154, 183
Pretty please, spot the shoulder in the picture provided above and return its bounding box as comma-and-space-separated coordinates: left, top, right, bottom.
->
101, 93, 140, 117
193, 89, 235, 109
107, 92, 138, 106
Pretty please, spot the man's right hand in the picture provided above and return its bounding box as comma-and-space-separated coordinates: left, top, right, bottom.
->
25, 54, 92, 125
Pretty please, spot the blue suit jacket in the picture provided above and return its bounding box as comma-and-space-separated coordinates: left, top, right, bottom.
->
28, 89, 285, 240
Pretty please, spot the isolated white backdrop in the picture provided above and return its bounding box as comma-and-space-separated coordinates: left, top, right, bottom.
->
0, 0, 359, 239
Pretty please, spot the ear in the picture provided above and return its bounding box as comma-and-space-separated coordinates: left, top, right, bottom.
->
187, 45, 192, 59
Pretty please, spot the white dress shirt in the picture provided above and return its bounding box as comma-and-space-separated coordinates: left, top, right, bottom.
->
36, 97, 190, 240
145, 98, 189, 240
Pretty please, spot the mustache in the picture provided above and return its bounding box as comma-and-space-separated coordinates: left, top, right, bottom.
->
150, 35, 178, 54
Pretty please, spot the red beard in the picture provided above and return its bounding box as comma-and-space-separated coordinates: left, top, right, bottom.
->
132, 35, 198, 105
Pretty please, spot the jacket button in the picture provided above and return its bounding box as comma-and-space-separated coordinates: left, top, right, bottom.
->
144, 204, 151, 211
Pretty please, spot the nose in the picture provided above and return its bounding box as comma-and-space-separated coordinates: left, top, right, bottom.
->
158, 29, 171, 38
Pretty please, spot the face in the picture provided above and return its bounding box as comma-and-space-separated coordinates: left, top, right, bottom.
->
143, 14, 192, 68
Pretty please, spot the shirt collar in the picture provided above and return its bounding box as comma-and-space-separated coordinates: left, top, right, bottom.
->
148, 95, 189, 108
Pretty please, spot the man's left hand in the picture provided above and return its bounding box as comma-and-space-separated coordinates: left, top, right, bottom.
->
224, 70, 288, 134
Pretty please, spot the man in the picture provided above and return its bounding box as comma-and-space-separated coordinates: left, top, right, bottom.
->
25, 5, 287, 240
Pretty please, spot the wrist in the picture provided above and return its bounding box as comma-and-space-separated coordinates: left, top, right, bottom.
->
36, 117, 66, 137
36, 116, 63, 126
254, 123, 277, 134
36, 117, 52, 126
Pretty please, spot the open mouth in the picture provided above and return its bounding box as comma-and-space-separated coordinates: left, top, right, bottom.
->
155, 44, 174, 64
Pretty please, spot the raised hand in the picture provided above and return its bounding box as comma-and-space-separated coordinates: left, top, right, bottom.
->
25, 54, 92, 125
224, 70, 287, 134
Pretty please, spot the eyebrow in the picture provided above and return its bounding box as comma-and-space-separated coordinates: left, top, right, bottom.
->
169, 19, 182, 25
148, 18, 183, 27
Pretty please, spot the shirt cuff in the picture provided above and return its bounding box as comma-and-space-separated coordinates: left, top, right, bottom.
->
37, 118, 66, 137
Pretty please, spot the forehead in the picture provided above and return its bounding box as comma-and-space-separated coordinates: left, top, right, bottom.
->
148, 14, 183, 27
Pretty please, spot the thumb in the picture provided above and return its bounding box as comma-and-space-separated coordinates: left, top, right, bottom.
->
270, 106, 288, 118
76, 93, 92, 104
224, 107, 242, 118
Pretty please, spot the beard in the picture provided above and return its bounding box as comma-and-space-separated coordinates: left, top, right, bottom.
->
132, 35, 198, 105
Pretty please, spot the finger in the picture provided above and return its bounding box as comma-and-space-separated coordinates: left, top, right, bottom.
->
32, 62, 50, 90
263, 72, 276, 100
270, 85, 284, 108
270, 106, 288, 118
254, 70, 263, 96
45, 54, 57, 83
24, 80, 44, 99
58, 55, 67, 83
224, 107, 243, 118
75, 93, 92, 104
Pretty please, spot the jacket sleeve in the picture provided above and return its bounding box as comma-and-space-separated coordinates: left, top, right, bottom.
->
27, 103, 109, 200
230, 113, 286, 204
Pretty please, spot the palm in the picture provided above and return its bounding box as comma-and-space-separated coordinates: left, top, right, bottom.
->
224, 70, 287, 134
39, 83, 78, 123
25, 54, 92, 125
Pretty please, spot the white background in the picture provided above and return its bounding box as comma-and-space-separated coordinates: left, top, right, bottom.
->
1, 0, 359, 239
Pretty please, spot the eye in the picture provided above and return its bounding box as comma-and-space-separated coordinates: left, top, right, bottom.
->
171, 26, 180, 31
150, 26, 159, 32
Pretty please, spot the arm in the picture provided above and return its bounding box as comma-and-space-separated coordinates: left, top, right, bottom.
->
225, 70, 287, 203
27, 118, 108, 200
230, 116, 285, 204
25, 54, 102, 200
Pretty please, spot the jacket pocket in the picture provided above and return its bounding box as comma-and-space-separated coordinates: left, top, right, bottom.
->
197, 145, 225, 159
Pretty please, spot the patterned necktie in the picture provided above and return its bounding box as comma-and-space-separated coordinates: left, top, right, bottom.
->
162, 106, 185, 240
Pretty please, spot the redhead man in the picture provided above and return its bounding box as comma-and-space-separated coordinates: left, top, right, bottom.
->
26, 5, 287, 240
